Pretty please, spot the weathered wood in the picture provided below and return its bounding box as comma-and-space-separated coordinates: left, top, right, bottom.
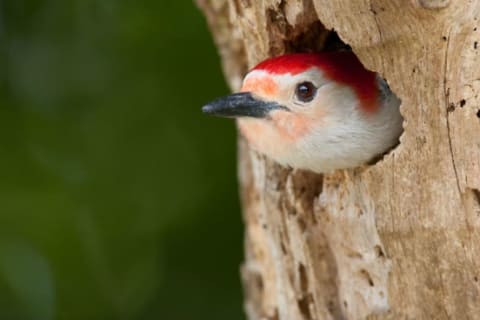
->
197, 1, 480, 319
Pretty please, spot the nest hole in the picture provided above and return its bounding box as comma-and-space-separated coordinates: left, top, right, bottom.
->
283, 23, 404, 170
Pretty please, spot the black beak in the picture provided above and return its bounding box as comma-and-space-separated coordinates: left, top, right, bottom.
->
202, 92, 287, 118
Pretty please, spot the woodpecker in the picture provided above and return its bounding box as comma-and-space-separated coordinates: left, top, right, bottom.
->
202, 51, 403, 173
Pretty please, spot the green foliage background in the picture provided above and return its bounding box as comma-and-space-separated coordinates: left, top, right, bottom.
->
0, 1, 243, 319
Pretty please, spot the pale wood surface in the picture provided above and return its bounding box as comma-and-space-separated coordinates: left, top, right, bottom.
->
196, 1, 480, 319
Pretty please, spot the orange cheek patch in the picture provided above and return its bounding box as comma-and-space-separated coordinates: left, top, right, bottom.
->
237, 120, 274, 153
241, 76, 278, 97
237, 119, 292, 160
237, 120, 276, 151
271, 111, 313, 141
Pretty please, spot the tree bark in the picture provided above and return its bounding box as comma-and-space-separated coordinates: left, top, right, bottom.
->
196, 1, 480, 319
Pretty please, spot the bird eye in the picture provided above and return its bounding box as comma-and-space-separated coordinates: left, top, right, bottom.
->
295, 82, 317, 103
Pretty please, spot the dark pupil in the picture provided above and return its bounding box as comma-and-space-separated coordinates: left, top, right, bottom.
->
296, 82, 315, 102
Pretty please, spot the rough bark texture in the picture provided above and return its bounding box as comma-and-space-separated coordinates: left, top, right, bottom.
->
196, 1, 480, 319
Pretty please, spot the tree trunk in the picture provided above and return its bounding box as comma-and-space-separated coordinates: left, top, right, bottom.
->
196, 1, 480, 319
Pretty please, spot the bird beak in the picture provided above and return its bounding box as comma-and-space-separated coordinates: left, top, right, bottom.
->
202, 92, 287, 119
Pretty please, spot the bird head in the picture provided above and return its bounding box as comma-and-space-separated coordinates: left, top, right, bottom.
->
202, 51, 402, 173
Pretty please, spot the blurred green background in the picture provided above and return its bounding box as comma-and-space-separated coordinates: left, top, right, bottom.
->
0, 1, 244, 319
